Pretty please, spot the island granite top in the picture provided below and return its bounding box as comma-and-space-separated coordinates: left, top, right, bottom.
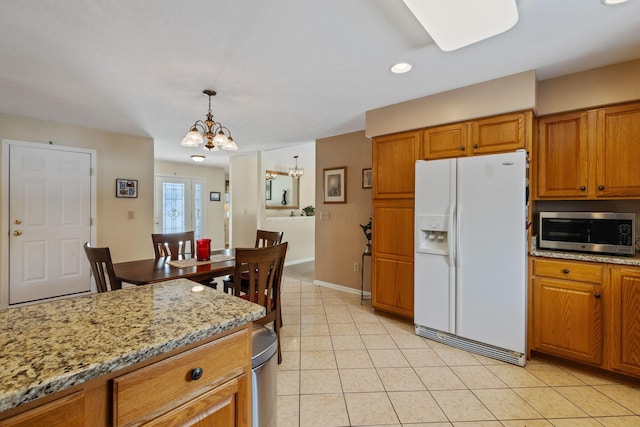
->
0, 278, 266, 412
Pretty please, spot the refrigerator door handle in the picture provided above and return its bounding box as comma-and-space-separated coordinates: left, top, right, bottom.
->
456, 203, 462, 268
448, 203, 456, 267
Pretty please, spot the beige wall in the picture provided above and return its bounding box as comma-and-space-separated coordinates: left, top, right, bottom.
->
229, 153, 259, 249
0, 113, 154, 264
315, 130, 371, 291
365, 70, 537, 137
154, 160, 227, 250
537, 59, 640, 115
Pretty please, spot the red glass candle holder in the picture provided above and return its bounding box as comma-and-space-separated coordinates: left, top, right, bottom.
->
196, 238, 211, 261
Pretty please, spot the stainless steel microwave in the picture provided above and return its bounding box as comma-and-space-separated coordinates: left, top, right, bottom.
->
539, 212, 635, 255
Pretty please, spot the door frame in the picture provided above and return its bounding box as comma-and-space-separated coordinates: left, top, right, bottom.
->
1, 139, 97, 309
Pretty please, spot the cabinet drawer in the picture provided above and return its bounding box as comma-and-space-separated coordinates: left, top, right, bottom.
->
113, 329, 249, 427
533, 258, 603, 283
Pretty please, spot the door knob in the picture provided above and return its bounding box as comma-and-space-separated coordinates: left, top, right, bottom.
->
13, 230, 22, 236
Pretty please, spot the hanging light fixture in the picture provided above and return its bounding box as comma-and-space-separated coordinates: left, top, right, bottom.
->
181, 89, 238, 152
288, 155, 304, 179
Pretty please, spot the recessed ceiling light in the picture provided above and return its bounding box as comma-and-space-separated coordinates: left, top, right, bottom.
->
390, 62, 412, 74
601, 0, 629, 5
191, 154, 206, 162
402, 0, 519, 51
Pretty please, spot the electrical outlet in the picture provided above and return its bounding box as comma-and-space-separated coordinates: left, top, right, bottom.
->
353, 262, 360, 272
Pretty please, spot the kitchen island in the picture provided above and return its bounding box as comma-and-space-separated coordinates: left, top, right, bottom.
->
0, 278, 265, 426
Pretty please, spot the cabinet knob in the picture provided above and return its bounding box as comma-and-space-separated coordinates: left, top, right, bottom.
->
580, 186, 586, 191
460, 146, 466, 151
191, 367, 203, 381
598, 185, 605, 190
473, 144, 479, 149
562, 269, 570, 274
594, 293, 601, 299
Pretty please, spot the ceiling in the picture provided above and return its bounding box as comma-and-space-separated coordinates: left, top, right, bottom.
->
1, 0, 639, 170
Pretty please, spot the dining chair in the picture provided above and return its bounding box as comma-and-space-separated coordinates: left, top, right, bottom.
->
152, 231, 195, 260
228, 242, 288, 364
83, 242, 122, 293
223, 230, 284, 292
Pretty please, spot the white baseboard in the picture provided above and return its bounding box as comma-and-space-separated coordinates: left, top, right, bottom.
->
284, 257, 314, 266
312, 279, 370, 297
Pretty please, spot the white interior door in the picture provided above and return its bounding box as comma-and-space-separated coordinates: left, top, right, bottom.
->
8, 144, 92, 305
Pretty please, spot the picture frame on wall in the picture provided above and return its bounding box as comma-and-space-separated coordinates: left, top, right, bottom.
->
362, 168, 372, 189
116, 179, 138, 198
210, 191, 221, 202
323, 166, 347, 204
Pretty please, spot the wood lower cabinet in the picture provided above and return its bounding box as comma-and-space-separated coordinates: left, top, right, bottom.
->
609, 266, 640, 377
0, 326, 252, 427
531, 258, 604, 365
371, 199, 414, 318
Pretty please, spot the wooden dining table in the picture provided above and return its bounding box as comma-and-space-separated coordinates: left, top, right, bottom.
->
113, 249, 235, 285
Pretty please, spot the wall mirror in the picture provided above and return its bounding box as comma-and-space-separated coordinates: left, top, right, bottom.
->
265, 171, 299, 209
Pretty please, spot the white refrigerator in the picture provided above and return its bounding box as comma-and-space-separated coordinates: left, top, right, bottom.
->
414, 150, 527, 366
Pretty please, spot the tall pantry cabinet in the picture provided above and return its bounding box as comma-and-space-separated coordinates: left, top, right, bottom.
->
371, 131, 420, 318
371, 111, 532, 319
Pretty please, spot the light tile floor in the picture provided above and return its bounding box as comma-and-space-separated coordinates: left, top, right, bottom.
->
277, 267, 640, 427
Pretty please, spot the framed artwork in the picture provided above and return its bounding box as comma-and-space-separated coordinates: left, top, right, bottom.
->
323, 167, 347, 204
266, 180, 272, 200
210, 191, 221, 202
362, 168, 372, 189
116, 179, 138, 198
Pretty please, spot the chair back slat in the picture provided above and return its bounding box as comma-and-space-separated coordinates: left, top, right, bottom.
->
83, 242, 121, 293
152, 231, 195, 260
255, 230, 284, 248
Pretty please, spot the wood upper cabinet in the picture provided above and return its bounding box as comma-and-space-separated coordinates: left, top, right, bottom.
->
537, 112, 590, 198
536, 102, 640, 199
421, 122, 469, 159
609, 266, 640, 377
531, 258, 604, 365
596, 103, 640, 198
372, 130, 420, 199
421, 111, 530, 160
471, 111, 529, 155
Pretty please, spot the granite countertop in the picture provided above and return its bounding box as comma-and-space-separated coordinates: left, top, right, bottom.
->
530, 237, 640, 266
0, 279, 266, 412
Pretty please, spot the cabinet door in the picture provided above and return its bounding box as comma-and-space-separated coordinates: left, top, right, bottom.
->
532, 277, 603, 365
372, 131, 420, 199
537, 112, 590, 198
372, 200, 414, 318
609, 267, 640, 377
471, 112, 528, 155
596, 103, 640, 198
421, 123, 468, 160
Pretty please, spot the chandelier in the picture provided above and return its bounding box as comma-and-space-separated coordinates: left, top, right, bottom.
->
288, 155, 303, 179
181, 89, 238, 152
